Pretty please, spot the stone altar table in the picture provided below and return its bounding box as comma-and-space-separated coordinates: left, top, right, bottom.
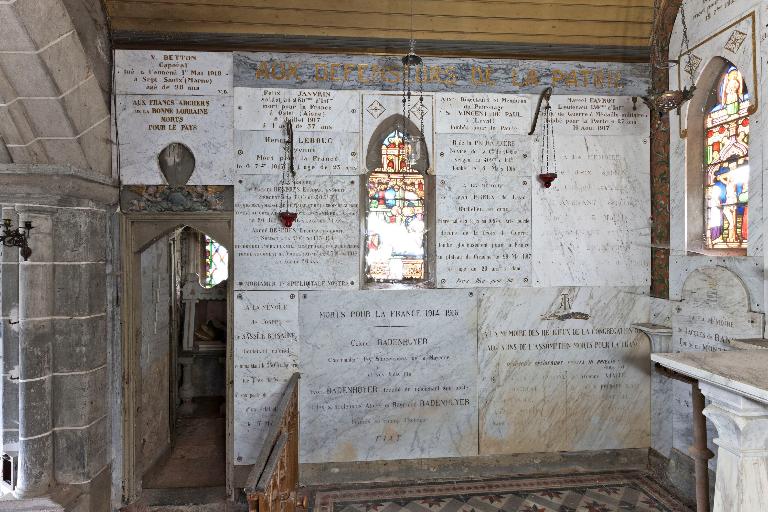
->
652, 350, 768, 512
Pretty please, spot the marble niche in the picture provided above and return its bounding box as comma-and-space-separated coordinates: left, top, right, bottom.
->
671, 266, 764, 461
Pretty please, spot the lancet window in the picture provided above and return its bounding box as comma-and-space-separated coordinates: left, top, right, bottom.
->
704, 65, 749, 249
365, 130, 427, 282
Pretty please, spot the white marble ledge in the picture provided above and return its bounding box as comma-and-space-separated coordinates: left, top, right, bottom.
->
652, 350, 768, 405
632, 323, 672, 353
729, 338, 768, 350
632, 323, 672, 335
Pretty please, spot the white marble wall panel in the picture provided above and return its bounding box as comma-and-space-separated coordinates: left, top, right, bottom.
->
233, 291, 299, 465
550, 96, 649, 136
234, 175, 359, 289
478, 286, 650, 454
669, 0, 758, 59
532, 135, 650, 287
671, 266, 763, 467
435, 93, 530, 134
434, 134, 532, 176
234, 88, 360, 132
116, 94, 233, 184
235, 130, 360, 175
670, 14, 755, 136
299, 289, 478, 463
362, 92, 434, 170
436, 174, 531, 288
115, 50, 233, 96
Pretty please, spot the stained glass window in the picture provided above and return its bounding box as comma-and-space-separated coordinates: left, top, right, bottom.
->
704, 65, 749, 249
365, 130, 426, 282
203, 235, 228, 287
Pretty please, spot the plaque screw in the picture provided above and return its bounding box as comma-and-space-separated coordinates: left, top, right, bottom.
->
238, 106, 242, 110
237, 293, 242, 299
290, 293, 295, 299
350, 281, 355, 285
303, 294, 307, 299
440, 180, 445, 185
469, 292, 474, 297
238, 282, 243, 286
440, 152, 445, 157
440, 279, 446, 284
523, 154, 528, 158
351, 152, 357, 157
524, 278, 529, 283
238, 179, 243, 184
523, 181, 528, 185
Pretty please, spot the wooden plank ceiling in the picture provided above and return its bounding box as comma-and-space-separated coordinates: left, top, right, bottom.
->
105, 0, 654, 61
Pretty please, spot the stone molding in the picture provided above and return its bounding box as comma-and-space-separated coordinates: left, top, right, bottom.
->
0, 164, 117, 207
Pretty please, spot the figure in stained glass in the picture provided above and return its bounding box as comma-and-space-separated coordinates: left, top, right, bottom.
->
704, 65, 749, 249
365, 130, 426, 282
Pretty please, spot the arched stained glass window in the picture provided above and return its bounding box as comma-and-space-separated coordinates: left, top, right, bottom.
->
365, 130, 426, 282
704, 65, 749, 249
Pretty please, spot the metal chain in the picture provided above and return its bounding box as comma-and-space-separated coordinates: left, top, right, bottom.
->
679, 2, 694, 86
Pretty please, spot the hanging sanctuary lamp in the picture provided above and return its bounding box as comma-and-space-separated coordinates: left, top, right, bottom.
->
1, 218, 33, 260
278, 119, 298, 228
400, 0, 425, 168
643, 0, 696, 115
529, 87, 557, 188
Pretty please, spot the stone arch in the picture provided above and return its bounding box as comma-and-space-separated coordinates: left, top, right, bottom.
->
365, 113, 429, 173
680, 265, 751, 313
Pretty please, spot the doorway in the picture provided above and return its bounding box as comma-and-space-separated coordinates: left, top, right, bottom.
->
120, 213, 233, 505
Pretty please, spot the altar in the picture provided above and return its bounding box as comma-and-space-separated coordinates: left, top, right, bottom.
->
652, 350, 768, 512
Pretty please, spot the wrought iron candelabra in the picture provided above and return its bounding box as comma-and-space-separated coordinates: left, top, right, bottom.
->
1, 219, 33, 261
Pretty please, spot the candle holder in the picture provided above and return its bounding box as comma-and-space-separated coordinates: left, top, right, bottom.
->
0, 219, 33, 260
278, 211, 298, 228
538, 173, 558, 188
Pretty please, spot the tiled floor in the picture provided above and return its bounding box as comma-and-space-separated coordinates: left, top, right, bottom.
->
309, 472, 692, 512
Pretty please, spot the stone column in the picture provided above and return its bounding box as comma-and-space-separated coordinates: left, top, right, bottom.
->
15, 210, 54, 498
700, 382, 768, 512
0, 206, 20, 460
634, 323, 673, 456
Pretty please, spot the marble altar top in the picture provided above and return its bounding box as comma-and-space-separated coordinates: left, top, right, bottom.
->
652, 350, 768, 405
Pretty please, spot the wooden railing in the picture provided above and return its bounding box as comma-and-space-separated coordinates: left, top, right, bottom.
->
244, 373, 305, 512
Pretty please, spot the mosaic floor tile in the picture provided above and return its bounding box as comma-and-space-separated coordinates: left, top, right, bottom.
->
309, 472, 691, 512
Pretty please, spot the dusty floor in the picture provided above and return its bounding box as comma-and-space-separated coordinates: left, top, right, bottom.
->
143, 398, 226, 489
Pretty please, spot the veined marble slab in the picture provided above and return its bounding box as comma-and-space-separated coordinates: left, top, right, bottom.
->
436, 173, 531, 288
235, 130, 360, 175
652, 350, 768, 406
435, 93, 530, 134
234, 175, 359, 290
234, 88, 360, 132
479, 286, 650, 454
234, 52, 651, 96
116, 94, 233, 185
532, 135, 650, 287
434, 134, 532, 176
233, 291, 299, 465
114, 50, 233, 96
299, 289, 478, 463
550, 96, 649, 136
671, 266, 763, 467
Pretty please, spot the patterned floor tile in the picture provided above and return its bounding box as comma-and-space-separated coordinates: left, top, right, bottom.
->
308, 472, 691, 512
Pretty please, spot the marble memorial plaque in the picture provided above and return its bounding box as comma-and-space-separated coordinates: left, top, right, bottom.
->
235, 130, 360, 175
437, 174, 531, 288
234, 88, 360, 132
435, 93, 530, 134
434, 134, 531, 175
299, 289, 478, 463
116, 94, 234, 185
234, 175, 359, 289
671, 266, 763, 463
479, 287, 650, 454
115, 50, 232, 96
532, 135, 650, 287
234, 291, 299, 465
550, 96, 649, 136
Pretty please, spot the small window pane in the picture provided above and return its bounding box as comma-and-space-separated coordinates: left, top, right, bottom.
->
203, 235, 228, 287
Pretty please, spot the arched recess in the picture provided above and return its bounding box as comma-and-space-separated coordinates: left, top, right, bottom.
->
365, 113, 430, 173
685, 57, 747, 255
120, 212, 233, 505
